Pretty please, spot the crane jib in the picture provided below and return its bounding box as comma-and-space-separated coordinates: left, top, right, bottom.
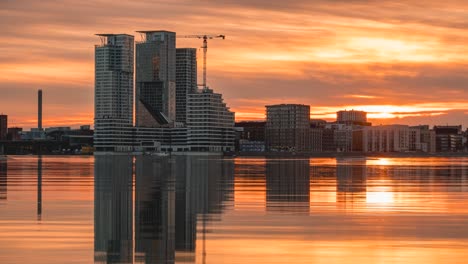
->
177, 34, 226, 90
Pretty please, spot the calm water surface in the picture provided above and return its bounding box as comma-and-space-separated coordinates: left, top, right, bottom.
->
0, 155, 467, 263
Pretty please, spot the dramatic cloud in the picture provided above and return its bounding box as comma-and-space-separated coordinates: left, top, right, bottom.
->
0, 0, 467, 128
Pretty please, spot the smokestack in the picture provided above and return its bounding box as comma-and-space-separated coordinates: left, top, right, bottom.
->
38, 89, 42, 130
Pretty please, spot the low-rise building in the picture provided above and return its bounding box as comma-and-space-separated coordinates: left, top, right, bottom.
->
0, 115, 7, 140
434, 125, 463, 152
409, 125, 436, 152
309, 128, 322, 152
356, 125, 410, 152
7, 127, 22, 141
239, 140, 265, 152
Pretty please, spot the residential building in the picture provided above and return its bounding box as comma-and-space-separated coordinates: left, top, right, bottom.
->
357, 125, 410, 152
320, 123, 354, 152
136, 31, 176, 127
7, 127, 22, 141
409, 126, 421, 151
333, 125, 353, 152
0, 115, 7, 140
235, 121, 266, 141
409, 125, 436, 152
176, 48, 197, 124
186, 88, 235, 152
434, 125, 463, 152
422, 128, 437, 153
235, 121, 266, 152
94, 34, 135, 152
337, 110, 371, 126
310, 119, 327, 128
265, 104, 310, 152
134, 126, 189, 152
322, 128, 335, 152
309, 128, 322, 152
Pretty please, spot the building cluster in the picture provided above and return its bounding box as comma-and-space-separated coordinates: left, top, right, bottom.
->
235, 105, 468, 153
0, 116, 93, 155
94, 32, 234, 153
0, 90, 94, 154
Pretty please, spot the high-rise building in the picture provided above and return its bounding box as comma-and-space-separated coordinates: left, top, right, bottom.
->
187, 88, 235, 152
136, 31, 176, 127
265, 104, 310, 152
94, 34, 135, 152
92, 30, 235, 153
176, 48, 197, 124
0, 115, 7, 140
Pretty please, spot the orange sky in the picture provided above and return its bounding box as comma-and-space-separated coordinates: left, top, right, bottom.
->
0, 0, 467, 128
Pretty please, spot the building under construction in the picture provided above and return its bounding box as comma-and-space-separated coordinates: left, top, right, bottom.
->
93, 31, 235, 153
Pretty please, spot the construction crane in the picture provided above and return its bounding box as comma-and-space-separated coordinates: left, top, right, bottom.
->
179, 34, 225, 90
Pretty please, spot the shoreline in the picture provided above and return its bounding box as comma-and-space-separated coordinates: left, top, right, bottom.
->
1, 152, 468, 158
230, 152, 468, 158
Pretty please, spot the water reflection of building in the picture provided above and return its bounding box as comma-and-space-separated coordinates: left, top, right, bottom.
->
336, 158, 367, 205
94, 155, 234, 264
94, 156, 134, 264
37, 157, 42, 219
266, 159, 310, 213
174, 156, 234, 263
374, 159, 468, 193
175, 156, 197, 262
0, 159, 6, 200
135, 156, 176, 263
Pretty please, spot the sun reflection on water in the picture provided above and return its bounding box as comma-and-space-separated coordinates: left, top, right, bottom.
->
366, 191, 394, 205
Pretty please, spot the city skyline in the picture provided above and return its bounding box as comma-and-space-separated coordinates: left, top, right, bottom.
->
1, 1, 468, 129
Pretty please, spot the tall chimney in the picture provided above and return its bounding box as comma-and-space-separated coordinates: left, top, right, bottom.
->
38, 89, 42, 130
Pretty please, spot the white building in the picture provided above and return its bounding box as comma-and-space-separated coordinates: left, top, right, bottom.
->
361, 125, 410, 152
94, 34, 134, 152
409, 125, 436, 152
187, 89, 235, 152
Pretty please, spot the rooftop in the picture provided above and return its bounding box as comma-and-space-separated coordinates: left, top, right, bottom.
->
135, 30, 175, 34
95, 33, 134, 37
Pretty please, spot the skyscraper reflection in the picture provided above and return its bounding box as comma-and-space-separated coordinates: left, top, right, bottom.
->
174, 156, 197, 263
94, 155, 234, 264
135, 156, 176, 263
336, 158, 367, 206
94, 156, 134, 264
265, 159, 310, 213
0, 159, 6, 200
